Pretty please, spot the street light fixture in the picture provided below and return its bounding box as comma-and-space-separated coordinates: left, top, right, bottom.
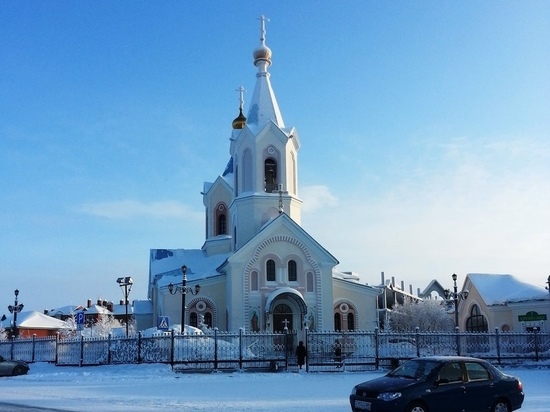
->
116, 277, 133, 337
168, 265, 200, 333
444, 273, 469, 330
7, 289, 24, 338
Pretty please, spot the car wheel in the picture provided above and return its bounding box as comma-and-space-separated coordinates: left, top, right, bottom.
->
13, 365, 27, 376
406, 402, 429, 412
491, 399, 510, 412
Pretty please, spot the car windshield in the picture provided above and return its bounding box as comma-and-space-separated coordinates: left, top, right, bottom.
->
389, 359, 440, 380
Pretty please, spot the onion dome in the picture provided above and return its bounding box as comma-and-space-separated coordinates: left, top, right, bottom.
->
232, 108, 246, 129
253, 15, 272, 68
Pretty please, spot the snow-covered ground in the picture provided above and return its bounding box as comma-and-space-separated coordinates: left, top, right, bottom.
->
1, 362, 548, 411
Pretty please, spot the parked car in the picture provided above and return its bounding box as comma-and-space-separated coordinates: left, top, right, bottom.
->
350, 356, 524, 412
0, 355, 29, 376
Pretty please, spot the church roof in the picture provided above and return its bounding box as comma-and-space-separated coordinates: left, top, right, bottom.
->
467, 273, 549, 306
150, 248, 231, 286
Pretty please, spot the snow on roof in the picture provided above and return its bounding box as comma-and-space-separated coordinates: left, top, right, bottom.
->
47, 305, 85, 315
4, 311, 70, 330
82, 304, 112, 315
467, 273, 549, 306
150, 249, 231, 286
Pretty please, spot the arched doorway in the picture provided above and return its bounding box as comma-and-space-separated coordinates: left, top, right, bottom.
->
273, 303, 293, 332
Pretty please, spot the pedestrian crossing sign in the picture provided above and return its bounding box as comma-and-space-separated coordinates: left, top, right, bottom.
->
157, 316, 170, 330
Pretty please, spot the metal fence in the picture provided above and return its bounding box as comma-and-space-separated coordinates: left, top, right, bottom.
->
0, 328, 548, 372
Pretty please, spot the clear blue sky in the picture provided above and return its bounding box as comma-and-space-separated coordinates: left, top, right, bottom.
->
1, 2, 549, 313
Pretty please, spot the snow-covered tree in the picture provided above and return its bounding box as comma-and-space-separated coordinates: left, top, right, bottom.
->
389, 298, 453, 332
0, 325, 7, 340
89, 314, 124, 338
58, 314, 78, 338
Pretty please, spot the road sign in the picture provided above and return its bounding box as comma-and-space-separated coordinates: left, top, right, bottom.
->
158, 316, 170, 330
77, 312, 85, 325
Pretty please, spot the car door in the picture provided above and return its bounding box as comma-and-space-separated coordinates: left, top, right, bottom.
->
0, 356, 9, 375
426, 362, 467, 412
462, 361, 495, 412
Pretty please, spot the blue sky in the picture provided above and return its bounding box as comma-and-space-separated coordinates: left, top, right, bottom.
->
1, 2, 549, 313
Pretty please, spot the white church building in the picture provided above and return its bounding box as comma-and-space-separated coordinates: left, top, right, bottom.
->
147, 17, 380, 335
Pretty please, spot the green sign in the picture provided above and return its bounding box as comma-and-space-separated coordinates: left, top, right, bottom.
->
518, 311, 547, 322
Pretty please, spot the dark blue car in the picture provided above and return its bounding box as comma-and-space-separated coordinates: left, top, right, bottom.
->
350, 356, 524, 412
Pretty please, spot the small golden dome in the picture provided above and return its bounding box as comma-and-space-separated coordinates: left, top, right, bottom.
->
232, 108, 246, 129
253, 43, 272, 65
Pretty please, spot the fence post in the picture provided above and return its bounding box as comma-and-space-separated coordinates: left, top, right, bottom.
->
305, 327, 309, 373
55, 332, 59, 365
31, 334, 36, 363
10, 336, 14, 360
374, 328, 379, 370
455, 327, 461, 356
79, 334, 84, 367
238, 328, 243, 371
534, 329, 539, 362
495, 328, 501, 364
137, 331, 142, 364
107, 333, 112, 365
415, 327, 420, 358
214, 327, 219, 371
170, 329, 175, 367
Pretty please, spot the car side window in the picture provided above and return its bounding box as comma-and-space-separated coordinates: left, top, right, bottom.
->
438, 362, 462, 383
465, 362, 490, 381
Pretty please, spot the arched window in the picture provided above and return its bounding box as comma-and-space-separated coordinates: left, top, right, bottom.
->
288, 260, 297, 282
215, 203, 227, 235
334, 313, 341, 331
264, 158, 277, 192
466, 305, 488, 332
190, 312, 198, 328
266, 259, 276, 282
347, 313, 355, 331
306, 272, 314, 292
204, 312, 212, 328
250, 271, 258, 291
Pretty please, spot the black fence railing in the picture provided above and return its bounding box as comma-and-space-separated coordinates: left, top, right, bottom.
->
0, 328, 548, 372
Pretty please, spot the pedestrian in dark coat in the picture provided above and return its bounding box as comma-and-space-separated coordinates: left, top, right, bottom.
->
296, 341, 307, 369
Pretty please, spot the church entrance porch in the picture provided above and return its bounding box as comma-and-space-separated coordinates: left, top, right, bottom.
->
273, 304, 293, 332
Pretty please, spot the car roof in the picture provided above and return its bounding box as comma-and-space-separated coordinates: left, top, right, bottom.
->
412, 356, 486, 362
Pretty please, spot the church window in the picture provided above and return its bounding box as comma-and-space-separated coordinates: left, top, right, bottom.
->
235, 165, 239, 196
204, 312, 212, 328
347, 313, 355, 331
264, 158, 278, 193
190, 312, 198, 328
306, 272, 314, 292
243, 150, 253, 192
334, 313, 341, 331
466, 304, 488, 332
288, 260, 297, 282
215, 203, 227, 235
217, 214, 226, 235
251, 271, 258, 291
266, 259, 276, 282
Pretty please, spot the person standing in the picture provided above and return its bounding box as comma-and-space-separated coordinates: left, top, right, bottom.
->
334, 339, 342, 368
296, 341, 307, 369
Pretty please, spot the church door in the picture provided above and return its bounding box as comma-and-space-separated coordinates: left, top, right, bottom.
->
273, 303, 293, 331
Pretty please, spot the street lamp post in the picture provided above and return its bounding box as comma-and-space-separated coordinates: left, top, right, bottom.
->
116, 277, 134, 337
168, 265, 201, 333
8, 289, 24, 338
444, 274, 469, 330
